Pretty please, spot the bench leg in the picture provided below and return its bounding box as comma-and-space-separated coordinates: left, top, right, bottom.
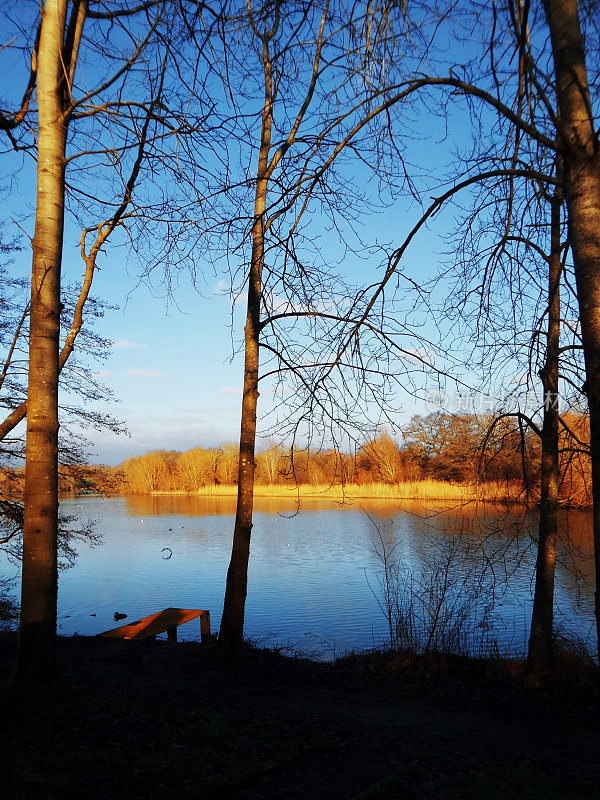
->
200, 611, 211, 643
167, 627, 177, 644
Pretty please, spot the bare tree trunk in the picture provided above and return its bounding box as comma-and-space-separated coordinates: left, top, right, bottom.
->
218, 208, 267, 654
219, 29, 273, 655
12, 0, 68, 684
543, 0, 600, 661
528, 175, 561, 674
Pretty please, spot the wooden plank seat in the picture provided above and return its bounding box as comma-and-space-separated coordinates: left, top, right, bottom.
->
99, 607, 211, 643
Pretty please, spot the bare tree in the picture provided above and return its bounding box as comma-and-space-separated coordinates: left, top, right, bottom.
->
11, 0, 81, 683
528, 168, 564, 673
201, 0, 456, 653
436, 0, 600, 662
541, 0, 600, 659
334, 0, 600, 662
0, 0, 218, 683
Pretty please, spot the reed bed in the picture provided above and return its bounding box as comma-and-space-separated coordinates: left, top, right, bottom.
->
151, 479, 523, 503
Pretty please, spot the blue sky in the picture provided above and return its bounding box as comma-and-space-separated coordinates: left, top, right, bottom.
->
2, 129, 530, 467
2, 119, 458, 465
2, 148, 451, 466
1, 4, 560, 466
86, 271, 247, 463
57, 199, 447, 465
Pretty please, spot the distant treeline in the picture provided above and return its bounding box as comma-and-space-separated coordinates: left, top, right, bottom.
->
35, 411, 591, 506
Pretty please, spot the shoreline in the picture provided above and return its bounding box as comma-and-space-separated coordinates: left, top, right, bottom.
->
147, 487, 523, 504
70, 480, 581, 506
2, 633, 598, 799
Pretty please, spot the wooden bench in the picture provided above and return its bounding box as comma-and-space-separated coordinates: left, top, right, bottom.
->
99, 607, 211, 643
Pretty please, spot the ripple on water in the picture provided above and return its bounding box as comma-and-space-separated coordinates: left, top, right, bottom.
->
4, 495, 595, 659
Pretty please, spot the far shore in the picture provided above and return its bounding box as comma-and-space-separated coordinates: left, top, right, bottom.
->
142, 479, 527, 504
64, 480, 594, 507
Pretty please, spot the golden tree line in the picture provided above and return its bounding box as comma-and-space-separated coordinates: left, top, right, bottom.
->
58, 412, 592, 505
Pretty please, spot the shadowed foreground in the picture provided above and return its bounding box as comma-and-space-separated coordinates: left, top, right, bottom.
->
1, 634, 598, 799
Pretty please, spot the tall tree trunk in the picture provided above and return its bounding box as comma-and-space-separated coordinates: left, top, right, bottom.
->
528, 175, 561, 674
544, 0, 600, 655
12, 0, 68, 684
543, 0, 600, 661
219, 32, 273, 655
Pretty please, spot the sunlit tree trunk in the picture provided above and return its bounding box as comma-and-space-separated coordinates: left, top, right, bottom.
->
12, 0, 69, 684
528, 176, 561, 674
543, 0, 600, 660
218, 32, 273, 655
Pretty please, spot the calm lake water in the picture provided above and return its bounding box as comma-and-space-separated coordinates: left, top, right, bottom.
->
1, 495, 597, 658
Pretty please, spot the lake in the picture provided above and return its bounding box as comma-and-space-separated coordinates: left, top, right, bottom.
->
1, 495, 597, 658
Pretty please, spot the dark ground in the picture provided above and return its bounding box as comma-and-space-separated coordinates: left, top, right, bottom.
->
1, 633, 599, 799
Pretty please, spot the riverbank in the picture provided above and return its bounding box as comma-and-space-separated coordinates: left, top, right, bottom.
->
2, 633, 598, 799
145, 479, 527, 504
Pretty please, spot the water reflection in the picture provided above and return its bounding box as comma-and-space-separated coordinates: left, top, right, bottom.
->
2, 495, 595, 658
123, 492, 465, 518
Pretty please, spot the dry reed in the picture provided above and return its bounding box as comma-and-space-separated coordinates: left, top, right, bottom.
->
151, 479, 523, 503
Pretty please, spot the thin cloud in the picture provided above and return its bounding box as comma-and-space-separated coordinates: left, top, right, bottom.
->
93, 370, 113, 378
126, 369, 164, 379
91, 407, 240, 465
114, 340, 146, 350
219, 386, 242, 396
